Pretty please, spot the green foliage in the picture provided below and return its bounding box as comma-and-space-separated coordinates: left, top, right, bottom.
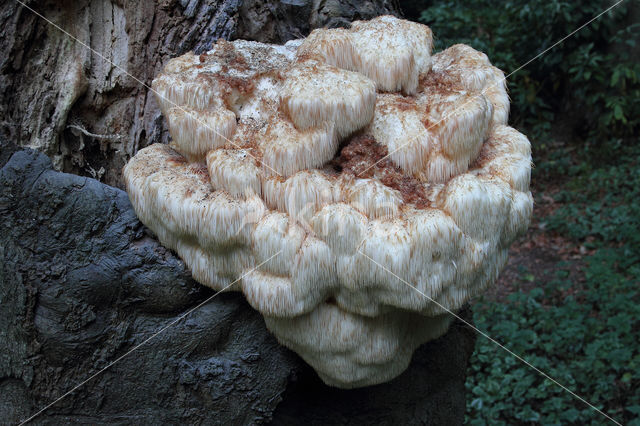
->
419, 0, 640, 146
468, 268, 639, 424
547, 144, 640, 249
465, 146, 640, 424
413, 2, 639, 421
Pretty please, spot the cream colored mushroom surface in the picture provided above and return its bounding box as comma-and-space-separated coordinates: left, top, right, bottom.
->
124, 15, 532, 388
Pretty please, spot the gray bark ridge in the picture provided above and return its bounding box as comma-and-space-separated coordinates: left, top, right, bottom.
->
1, 148, 475, 424
0, 147, 298, 424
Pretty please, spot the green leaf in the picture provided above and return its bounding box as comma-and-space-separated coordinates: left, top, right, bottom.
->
627, 405, 640, 415
611, 69, 620, 86
613, 104, 624, 120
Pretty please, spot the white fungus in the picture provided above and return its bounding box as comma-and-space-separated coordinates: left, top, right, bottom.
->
124, 15, 532, 388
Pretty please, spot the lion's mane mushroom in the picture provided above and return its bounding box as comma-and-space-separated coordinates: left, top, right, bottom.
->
124, 15, 532, 388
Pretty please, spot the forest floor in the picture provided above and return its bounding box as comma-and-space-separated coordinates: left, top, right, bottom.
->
487, 183, 587, 304
464, 139, 639, 425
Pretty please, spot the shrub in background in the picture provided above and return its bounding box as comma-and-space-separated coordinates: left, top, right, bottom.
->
416, 0, 639, 151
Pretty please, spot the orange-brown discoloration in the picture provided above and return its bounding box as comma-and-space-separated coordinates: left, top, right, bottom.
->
333, 134, 431, 208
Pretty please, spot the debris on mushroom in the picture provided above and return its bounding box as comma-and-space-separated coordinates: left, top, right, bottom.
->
124, 15, 533, 388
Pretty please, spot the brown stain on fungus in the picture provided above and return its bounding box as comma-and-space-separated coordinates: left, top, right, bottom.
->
393, 96, 418, 112
188, 164, 210, 183
469, 137, 498, 170
166, 156, 188, 167
212, 39, 249, 71
418, 69, 458, 94
332, 134, 386, 178
333, 134, 431, 208
197, 73, 256, 111
217, 74, 255, 95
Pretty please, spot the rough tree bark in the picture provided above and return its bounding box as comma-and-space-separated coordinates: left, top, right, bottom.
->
0, 0, 401, 187
1, 1, 478, 424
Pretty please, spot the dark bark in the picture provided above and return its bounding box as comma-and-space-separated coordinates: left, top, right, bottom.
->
0, 148, 475, 424
0, 0, 401, 188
